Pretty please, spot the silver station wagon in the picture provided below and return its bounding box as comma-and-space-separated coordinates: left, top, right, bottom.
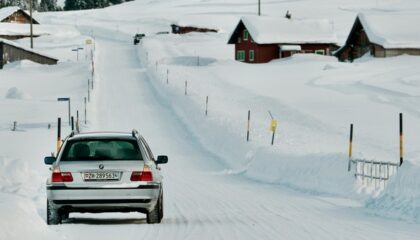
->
44, 130, 168, 225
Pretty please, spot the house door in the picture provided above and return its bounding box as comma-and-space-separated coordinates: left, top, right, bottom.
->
281, 51, 292, 58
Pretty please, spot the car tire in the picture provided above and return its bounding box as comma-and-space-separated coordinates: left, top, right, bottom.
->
147, 194, 162, 224
158, 193, 164, 221
47, 199, 62, 225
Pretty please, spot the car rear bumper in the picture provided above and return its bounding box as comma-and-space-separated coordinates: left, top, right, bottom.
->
47, 184, 160, 212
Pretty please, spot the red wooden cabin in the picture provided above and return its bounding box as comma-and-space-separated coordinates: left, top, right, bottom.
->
228, 16, 338, 63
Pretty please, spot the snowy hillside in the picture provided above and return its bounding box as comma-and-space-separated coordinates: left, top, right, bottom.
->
1, 0, 420, 239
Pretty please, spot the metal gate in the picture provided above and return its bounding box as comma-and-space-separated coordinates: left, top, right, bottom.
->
349, 159, 399, 190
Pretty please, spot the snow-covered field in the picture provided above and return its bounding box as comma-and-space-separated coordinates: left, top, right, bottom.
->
1, 0, 420, 239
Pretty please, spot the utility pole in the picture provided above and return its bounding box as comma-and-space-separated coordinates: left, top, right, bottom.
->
29, 0, 34, 48
258, 0, 261, 16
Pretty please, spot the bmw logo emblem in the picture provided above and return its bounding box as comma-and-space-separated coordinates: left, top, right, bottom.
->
99, 164, 104, 170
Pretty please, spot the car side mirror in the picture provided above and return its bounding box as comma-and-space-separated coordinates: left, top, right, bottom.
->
156, 155, 168, 164
44, 156, 56, 165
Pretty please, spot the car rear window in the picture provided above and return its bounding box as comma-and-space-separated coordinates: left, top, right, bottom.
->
60, 139, 143, 161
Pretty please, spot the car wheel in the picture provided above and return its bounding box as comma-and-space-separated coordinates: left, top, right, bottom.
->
147, 195, 161, 224
158, 193, 164, 221
47, 199, 61, 225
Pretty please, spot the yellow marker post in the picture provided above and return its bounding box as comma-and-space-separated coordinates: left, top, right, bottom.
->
270, 119, 278, 145
348, 124, 353, 171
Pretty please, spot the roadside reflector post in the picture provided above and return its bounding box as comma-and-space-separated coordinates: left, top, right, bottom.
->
12, 121, 17, 131
71, 116, 74, 131
185, 80, 188, 96
348, 123, 353, 172
205, 96, 208, 116
57, 118, 61, 153
400, 113, 403, 166
88, 78, 90, 102
166, 69, 169, 84
268, 111, 278, 145
76, 110, 80, 133
84, 97, 87, 124
57, 97, 71, 126
247, 110, 250, 142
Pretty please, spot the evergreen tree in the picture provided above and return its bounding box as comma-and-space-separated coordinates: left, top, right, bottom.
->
39, 0, 57, 11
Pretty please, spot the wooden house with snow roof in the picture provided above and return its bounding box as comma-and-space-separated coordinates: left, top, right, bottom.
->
0, 39, 57, 69
0, 6, 39, 24
336, 13, 420, 61
227, 16, 338, 63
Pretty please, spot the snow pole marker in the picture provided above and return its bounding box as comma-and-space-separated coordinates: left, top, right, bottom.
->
348, 123, 353, 172
399, 113, 403, 166
247, 110, 250, 142
268, 111, 278, 145
185, 80, 188, 96
166, 69, 169, 84
88, 78, 90, 102
76, 110, 80, 133
205, 96, 208, 116
84, 97, 87, 125
57, 118, 61, 153
71, 116, 74, 131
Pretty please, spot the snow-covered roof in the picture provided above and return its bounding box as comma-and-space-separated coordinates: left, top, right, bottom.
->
228, 16, 338, 44
0, 38, 57, 61
174, 15, 239, 33
0, 23, 79, 37
0, 6, 22, 22
357, 13, 420, 49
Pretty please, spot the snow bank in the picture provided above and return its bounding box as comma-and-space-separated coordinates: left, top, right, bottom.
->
0, 193, 56, 240
366, 161, 420, 222
5, 87, 29, 100
0, 157, 57, 240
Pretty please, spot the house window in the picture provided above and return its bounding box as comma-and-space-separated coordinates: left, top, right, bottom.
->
249, 50, 255, 61
315, 49, 325, 55
243, 30, 249, 41
237, 50, 245, 61
238, 37, 241, 43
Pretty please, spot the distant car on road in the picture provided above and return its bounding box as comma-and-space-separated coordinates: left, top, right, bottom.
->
133, 33, 145, 45
44, 130, 168, 225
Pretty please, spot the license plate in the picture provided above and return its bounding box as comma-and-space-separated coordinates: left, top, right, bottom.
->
83, 171, 120, 181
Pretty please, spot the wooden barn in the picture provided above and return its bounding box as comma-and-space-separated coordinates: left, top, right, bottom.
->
0, 39, 57, 69
171, 24, 218, 34
0, 6, 39, 24
227, 16, 338, 63
336, 13, 420, 61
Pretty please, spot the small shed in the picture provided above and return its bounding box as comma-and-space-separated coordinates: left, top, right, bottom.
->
0, 39, 58, 69
227, 16, 338, 63
170, 24, 218, 34
336, 13, 420, 61
0, 6, 39, 24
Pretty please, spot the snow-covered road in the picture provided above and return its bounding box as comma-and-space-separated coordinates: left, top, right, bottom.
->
49, 36, 420, 240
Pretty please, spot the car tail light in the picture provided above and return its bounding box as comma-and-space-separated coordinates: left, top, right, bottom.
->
51, 167, 73, 182
130, 166, 153, 182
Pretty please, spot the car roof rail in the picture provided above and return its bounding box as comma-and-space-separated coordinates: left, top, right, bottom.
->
132, 129, 139, 138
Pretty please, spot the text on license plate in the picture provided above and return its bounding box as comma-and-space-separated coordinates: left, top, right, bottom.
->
83, 172, 120, 181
